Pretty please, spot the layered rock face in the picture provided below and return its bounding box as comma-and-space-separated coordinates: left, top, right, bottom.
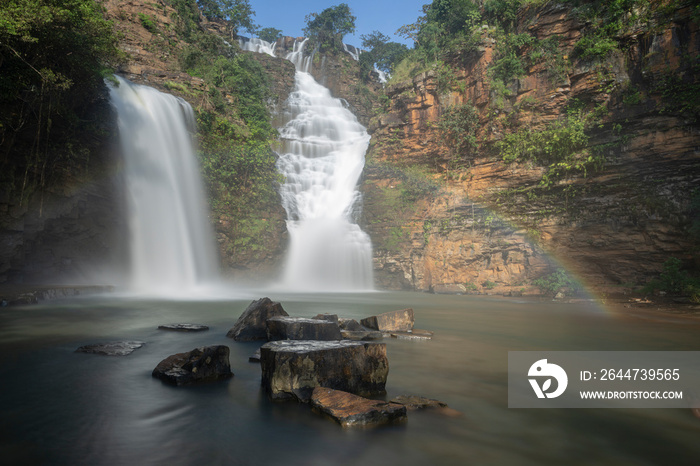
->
363, 3, 700, 293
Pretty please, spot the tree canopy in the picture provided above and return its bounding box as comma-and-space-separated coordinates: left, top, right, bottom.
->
359, 30, 408, 76
303, 3, 356, 52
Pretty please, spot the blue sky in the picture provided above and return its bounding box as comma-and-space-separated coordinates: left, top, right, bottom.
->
247, 1, 427, 48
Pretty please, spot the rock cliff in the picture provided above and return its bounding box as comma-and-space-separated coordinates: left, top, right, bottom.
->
364, 2, 700, 294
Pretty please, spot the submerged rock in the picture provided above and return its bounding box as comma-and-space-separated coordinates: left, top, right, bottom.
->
390, 395, 461, 417
75, 341, 145, 356
226, 297, 288, 341
152, 345, 233, 386
389, 329, 434, 340
260, 340, 389, 402
267, 316, 342, 341
361, 308, 414, 332
158, 323, 209, 332
389, 395, 447, 410
311, 387, 407, 428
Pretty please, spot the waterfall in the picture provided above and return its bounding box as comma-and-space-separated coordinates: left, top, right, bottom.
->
108, 76, 219, 295
242, 38, 374, 291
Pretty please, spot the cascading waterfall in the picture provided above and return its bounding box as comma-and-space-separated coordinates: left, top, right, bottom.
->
241, 38, 374, 291
108, 76, 219, 295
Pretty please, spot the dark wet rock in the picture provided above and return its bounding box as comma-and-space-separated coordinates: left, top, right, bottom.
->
311, 387, 407, 428
361, 308, 414, 332
338, 318, 363, 331
75, 341, 145, 356
389, 329, 433, 340
152, 345, 233, 386
226, 297, 288, 341
158, 323, 209, 332
341, 329, 384, 341
260, 340, 389, 402
266, 316, 342, 341
313, 313, 339, 325
249, 348, 261, 363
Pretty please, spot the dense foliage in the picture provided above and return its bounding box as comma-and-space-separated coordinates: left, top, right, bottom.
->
303, 3, 356, 52
0, 0, 123, 203
358, 31, 408, 78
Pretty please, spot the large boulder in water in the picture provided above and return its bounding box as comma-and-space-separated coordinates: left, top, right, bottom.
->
152, 345, 232, 386
360, 308, 414, 332
311, 387, 407, 428
260, 340, 389, 402
266, 316, 342, 341
226, 297, 288, 341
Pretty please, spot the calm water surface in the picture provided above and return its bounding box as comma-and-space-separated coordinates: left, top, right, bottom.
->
1, 291, 699, 465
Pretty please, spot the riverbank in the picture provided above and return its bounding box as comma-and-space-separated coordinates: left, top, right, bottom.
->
0, 285, 115, 307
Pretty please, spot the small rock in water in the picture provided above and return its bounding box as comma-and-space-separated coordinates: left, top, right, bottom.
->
361, 308, 414, 332
311, 387, 407, 428
338, 318, 363, 331
267, 316, 342, 341
227, 297, 289, 341
75, 341, 145, 356
158, 323, 209, 332
152, 345, 233, 386
249, 348, 261, 363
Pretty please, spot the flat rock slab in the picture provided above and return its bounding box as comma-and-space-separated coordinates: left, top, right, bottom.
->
267, 316, 342, 341
260, 340, 389, 402
389, 329, 434, 340
311, 387, 407, 428
75, 341, 145, 356
341, 330, 384, 341
227, 297, 288, 341
361, 308, 414, 332
158, 323, 209, 332
152, 345, 232, 386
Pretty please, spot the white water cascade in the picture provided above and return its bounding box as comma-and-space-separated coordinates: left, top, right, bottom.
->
241, 38, 374, 291
108, 76, 219, 295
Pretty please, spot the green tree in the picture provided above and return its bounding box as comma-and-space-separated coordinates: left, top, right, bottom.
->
359, 30, 408, 77
258, 27, 282, 43
303, 3, 356, 52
